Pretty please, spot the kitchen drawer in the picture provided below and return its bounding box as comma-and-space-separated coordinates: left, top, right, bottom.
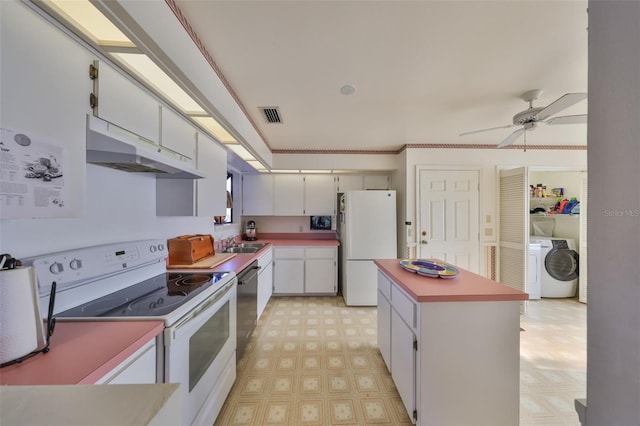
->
274, 247, 304, 258
304, 247, 336, 259
377, 270, 391, 301
391, 284, 416, 329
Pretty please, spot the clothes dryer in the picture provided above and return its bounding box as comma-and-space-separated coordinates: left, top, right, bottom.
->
529, 237, 579, 298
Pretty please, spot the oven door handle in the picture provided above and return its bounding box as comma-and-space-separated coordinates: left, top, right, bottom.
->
172, 280, 235, 332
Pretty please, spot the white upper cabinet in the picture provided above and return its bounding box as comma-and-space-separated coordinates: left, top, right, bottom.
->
335, 175, 364, 192
304, 175, 335, 215
242, 174, 274, 215
364, 174, 390, 190
274, 174, 304, 215
1, 1, 92, 218
196, 132, 227, 216
94, 60, 160, 144
160, 106, 197, 163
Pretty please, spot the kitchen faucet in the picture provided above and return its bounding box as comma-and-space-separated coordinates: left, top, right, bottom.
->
225, 236, 236, 249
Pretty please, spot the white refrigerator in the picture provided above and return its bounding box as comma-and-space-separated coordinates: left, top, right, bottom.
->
338, 190, 397, 306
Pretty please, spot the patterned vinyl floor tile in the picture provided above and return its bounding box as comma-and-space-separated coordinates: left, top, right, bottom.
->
214, 295, 585, 426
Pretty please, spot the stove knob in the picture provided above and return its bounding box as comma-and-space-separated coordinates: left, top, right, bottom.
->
69, 258, 82, 270
49, 262, 64, 274
150, 245, 157, 253
157, 244, 165, 252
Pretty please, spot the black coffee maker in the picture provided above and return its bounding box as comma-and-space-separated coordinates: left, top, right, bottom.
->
244, 220, 257, 241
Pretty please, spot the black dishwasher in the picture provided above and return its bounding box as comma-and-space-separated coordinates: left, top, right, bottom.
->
236, 260, 260, 363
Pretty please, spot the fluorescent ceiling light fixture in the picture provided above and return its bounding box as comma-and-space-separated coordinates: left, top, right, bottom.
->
47, 0, 133, 48
227, 144, 255, 161
301, 170, 332, 174
271, 169, 300, 174
48, 0, 133, 46
192, 117, 236, 144
246, 160, 266, 171
112, 53, 204, 114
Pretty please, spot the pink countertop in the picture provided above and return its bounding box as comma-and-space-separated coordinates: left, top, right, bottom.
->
0, 321, 163, 386
374, 259, 529, 303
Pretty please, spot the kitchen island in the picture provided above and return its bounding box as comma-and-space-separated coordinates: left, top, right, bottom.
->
374, 259, 528, 426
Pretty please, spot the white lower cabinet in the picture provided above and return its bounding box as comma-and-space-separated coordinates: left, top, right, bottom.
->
273, 252, 304, 294
304, 247, 337, 294
273, 246, 337, 295
95, 339, 157, 385
257, 247, 273, 318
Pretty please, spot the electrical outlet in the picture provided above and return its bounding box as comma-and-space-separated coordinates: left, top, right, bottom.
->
484, 228, 493, 237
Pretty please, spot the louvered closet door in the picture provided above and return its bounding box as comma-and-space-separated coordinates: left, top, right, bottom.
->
579, 174, 588, 303
499, 167, 528, 300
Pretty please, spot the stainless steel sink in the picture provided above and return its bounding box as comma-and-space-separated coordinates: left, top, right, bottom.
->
223, 246, 260, 254
235, 243, 268, 249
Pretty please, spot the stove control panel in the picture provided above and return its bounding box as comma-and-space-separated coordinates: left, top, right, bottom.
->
25, 239, 168, 297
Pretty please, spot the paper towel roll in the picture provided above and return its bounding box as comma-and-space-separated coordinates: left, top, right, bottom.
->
0, 267, 43, 364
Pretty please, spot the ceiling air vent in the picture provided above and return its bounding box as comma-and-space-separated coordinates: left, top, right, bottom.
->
259, 106, 282, 123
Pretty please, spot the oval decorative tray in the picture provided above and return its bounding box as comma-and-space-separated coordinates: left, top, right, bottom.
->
399, 259, 459, 279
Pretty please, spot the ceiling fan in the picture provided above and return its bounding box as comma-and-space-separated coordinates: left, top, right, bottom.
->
460, 89, 587, 148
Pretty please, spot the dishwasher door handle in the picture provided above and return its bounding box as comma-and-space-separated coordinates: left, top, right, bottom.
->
238, 266, 261, 286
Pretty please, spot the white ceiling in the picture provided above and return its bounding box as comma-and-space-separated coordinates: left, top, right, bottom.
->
174, 0, 588, 152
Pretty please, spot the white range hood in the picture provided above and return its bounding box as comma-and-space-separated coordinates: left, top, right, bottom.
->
86, 115, 205, 179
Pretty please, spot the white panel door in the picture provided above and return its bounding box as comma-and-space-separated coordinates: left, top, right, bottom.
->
417, 169, 480, 272
498, 167, 528, 294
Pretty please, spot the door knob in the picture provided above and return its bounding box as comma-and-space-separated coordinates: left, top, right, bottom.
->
420, 240, 428, 244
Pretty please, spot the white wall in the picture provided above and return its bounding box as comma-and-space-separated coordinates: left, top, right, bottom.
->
403, 147, 587, 250
587, 2, 640, 424
0, 165, 215, 258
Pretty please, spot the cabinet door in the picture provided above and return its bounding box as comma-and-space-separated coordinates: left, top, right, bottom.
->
391, 309, 416, 420
257, 248, 274, 318
1, 2, 92, 219
377, 290, 392, 370
161, 106, 196, 161
274, 175, 304, 215
196, 132, 227, 216
363, 175, 390, 190
304, 247, 337, 293
304, 175, 335, 215
305, 258, 336, 293
273, 259, 304, 293
96, 340, 156, 384
335, 175, 364, 192
242, 174, 274, 215
96, 61, 160, 143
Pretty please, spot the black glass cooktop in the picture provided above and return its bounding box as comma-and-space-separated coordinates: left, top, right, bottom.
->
56, 272, 230, 318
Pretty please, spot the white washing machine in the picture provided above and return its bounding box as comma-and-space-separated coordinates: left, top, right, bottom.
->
529, 237, 579, 298
527, 243, 542, 300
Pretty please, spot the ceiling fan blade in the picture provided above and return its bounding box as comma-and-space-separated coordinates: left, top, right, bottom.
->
496, 128, 525, 148
546, 114, 588, 125
537, 93, 587, 120
459, 124, 517, 136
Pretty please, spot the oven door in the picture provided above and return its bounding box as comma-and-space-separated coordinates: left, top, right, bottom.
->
164, 278, 237, 425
